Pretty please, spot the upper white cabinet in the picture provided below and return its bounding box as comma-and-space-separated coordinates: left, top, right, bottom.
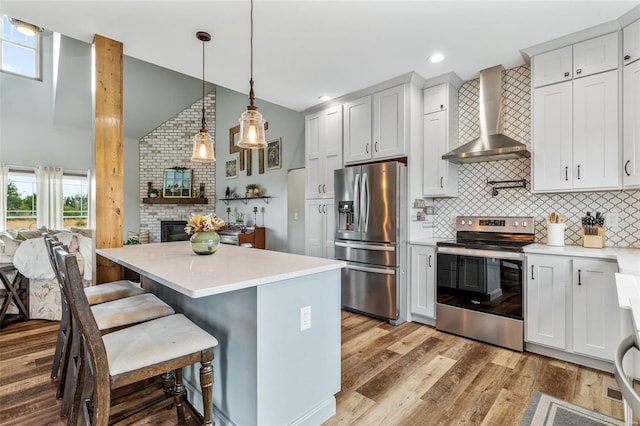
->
532, 32, 620, 193
532, 33, 618, 88
572, 32, 619, 78
533, 46, 573, 87
422, 82, 459, 197
572, 258, 619, 361
623, 54, 640, 188
305, 106, 343, 199
410, 244, 436, 322
343, 85, 405, 164
623, 19, 640, 65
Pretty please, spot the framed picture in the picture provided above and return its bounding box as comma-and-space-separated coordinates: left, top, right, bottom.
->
266, 138, 282, 170
225, 159, 238, 179
163, 168, 192, 198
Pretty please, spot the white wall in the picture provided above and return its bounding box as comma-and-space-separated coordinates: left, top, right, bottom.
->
287, 168, 305, 255
214, 86, 305, 253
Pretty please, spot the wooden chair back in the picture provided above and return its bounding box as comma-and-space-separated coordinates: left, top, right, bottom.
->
53, 246, 111, 425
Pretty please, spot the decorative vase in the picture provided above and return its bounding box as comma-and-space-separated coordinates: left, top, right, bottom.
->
190, 231, 220, 255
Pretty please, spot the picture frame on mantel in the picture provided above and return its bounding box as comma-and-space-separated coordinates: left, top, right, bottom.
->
225, 159, 238, 179
163, 167, 192, 198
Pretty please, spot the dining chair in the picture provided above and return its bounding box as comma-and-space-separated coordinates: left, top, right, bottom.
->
54, 245, 217, 425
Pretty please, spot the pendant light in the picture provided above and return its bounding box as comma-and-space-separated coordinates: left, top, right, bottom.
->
191, 31, 215, 163
237, 0, 267, 149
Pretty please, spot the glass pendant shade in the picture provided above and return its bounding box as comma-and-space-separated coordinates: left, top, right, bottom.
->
237, 107, 267, 149
191, 130, 215, 162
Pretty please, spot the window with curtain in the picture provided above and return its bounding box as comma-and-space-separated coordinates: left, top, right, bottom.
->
62, 173, 89, 228
6, 169, 37, 230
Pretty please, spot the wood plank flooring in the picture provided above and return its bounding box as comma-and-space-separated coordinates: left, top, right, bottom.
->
0, 313, 629, 425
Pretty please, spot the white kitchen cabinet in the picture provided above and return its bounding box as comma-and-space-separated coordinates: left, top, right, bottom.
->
532, 70, 619, 192
304, 199, 335, 259
423, 84, 448, 114
410, 244, 436, 321
526, 254, 569, 350
572, 32, 619, 79
572, 70, 619, 190
624, 19, 640, 65
422, 83, 459, 197
343, 85, 405, 164
533, 46, 573, 88
305, 106, 343, 199
343, 96, 372, 164
623, 58, 640, 188
572, 259, 619, 361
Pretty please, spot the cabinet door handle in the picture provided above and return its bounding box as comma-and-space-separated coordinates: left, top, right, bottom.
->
625, 160, 631, 177
565, 166, 568, 181
564, 72, 570, 77
531, 265, 534, 280
576, 68, 582, 74
322, 184, 326, 193
318, 204, 322, 214
578, 269, 582, 285
428, 255, 432, 268
375, 141, 379, 153
577, 165, 581, 180
624, 54, 631, 61
365, 143, 369, 154
440, 177, 444, 188
318, 184, 322, 193
322, 204, 326, 214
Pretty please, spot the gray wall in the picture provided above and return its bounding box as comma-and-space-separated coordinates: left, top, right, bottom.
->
214, 86, 305, 253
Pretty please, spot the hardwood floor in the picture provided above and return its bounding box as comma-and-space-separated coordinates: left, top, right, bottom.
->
0, 313, 629, 425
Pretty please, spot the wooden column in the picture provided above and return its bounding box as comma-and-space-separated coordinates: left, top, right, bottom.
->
93, 35, 124, 283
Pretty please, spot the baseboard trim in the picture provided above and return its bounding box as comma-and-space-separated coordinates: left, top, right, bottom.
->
525, 342, 614, 373
182, 376, 235, 426
290, 396, 337, 426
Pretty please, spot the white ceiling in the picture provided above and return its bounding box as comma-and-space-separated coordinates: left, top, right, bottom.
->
2, 1, 639, 112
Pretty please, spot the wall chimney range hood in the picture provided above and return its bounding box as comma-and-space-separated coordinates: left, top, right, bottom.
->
442, 65, 530, 164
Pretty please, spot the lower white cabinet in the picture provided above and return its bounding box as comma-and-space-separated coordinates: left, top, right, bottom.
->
304, 199, 335, 259
410, 244, 436, 321
526, 255, 569, 350
572, 259, 619, 360
526, 253, 619, 362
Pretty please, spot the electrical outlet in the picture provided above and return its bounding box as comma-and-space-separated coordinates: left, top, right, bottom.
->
606, 212, 619, 228
300, 306, 311, 331
294, 212, 299, 220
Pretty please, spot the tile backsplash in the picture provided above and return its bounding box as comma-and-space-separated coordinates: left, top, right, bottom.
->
432, 66, 640, 248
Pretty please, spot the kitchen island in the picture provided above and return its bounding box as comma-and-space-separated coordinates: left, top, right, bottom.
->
97, 242, 345, 426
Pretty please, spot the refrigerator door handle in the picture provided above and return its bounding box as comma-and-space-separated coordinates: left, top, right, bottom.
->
346, 263, 396, 275
353, 173, 360, 231
335, 241, 396, 251
362, 172, 369, 232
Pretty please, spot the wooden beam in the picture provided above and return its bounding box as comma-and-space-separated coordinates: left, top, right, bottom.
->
92, 35, 124, 283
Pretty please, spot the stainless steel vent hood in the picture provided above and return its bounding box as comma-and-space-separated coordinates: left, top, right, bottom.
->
442, 65, 530, 164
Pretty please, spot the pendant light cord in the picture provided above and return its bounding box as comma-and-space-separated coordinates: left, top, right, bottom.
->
248, 0, 255, 107
201, 37, 207, 132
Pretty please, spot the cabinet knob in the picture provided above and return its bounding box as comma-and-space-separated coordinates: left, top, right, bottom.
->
440, 104, 444, 109
564, 72, 570, 77
624, 54, 631, 61
576, 68, 582, 74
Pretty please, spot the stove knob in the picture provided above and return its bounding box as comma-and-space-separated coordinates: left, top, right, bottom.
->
467, 220, 473, 226
460, 220, 466, 226
514, 221, 519, 227
523, 221, 528, 228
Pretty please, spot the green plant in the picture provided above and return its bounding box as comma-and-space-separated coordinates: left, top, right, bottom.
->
245, 183, 259, 190
149, 188, 160, 195
124, 237, 141, 245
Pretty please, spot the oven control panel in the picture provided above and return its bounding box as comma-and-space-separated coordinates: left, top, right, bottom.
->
456, 216, 534, 234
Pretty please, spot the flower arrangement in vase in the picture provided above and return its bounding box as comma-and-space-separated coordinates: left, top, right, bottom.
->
185, 213, 225, 255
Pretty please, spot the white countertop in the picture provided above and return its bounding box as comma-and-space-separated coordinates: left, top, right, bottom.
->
97, 242, 345, 298
616, 273, 640, 310
524, 244, 640, 275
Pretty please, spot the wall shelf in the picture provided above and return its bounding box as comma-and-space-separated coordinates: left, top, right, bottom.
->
143, 197, 209, 205
220, 196, 271, 205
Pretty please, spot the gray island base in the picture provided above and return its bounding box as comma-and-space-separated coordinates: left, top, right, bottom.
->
97, 242, 344, 425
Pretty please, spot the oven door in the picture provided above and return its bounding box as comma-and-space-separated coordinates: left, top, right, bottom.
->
436, 246, 524, 320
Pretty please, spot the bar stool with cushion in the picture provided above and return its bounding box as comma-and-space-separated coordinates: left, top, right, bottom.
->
43, 236, 175, 417
54, 245, 218, 426
42, 233, 147, 381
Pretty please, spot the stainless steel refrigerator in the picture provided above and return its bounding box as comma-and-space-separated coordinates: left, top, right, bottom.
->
334, 161, 407, 324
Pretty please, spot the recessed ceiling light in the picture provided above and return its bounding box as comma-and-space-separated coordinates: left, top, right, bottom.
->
429, 53, 445, 63
319, 95, 332, 102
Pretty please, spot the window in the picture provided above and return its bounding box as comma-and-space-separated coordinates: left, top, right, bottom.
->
63, 173, 89, 228
6, 170, 37, 230
1, 15, 41, 80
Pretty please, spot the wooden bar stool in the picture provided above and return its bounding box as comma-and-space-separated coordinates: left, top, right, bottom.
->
43, 236, 175, 417
54, 245, 218, 425
0, 263, 29, 328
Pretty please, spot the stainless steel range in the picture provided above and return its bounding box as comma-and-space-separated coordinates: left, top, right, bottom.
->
218, 224, 249, 245
436, 216, 534, 351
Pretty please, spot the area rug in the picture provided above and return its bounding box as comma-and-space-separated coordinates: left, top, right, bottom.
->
520, 392, 625, 426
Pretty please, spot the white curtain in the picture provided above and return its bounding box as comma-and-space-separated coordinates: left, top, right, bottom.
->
36, 166, 64, 230
0, 164, 8, 232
